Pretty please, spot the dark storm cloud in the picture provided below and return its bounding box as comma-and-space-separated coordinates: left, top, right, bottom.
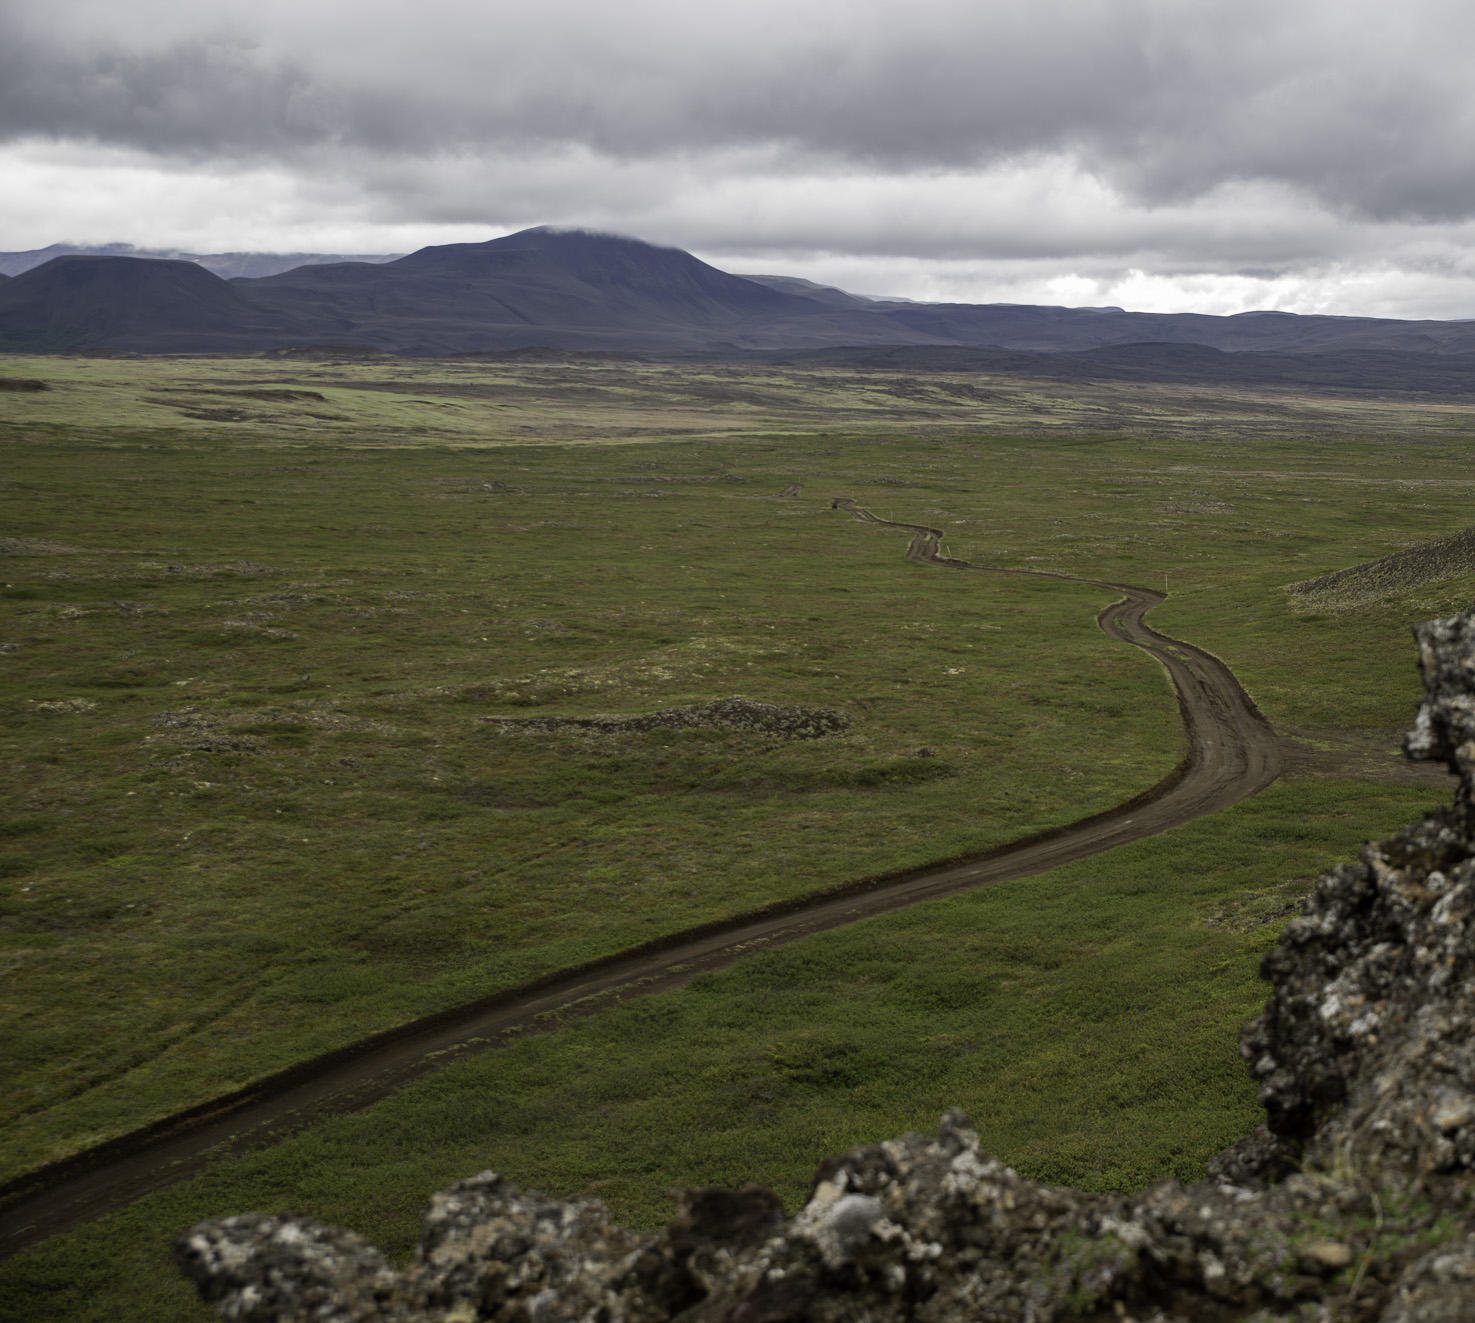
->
7, 0, 1475, 223
0, 27, 314, 152
8, 0, 1475, 321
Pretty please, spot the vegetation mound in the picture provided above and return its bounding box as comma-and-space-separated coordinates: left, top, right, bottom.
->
1287, 522, 1475, 610
484, 696, 850, 740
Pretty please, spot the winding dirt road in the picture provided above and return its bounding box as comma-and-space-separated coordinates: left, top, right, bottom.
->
0, 504, 1282, 1261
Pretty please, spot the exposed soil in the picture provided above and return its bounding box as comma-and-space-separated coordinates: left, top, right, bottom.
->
0, 503, 1285, 1261
1279, 724, 1456, 786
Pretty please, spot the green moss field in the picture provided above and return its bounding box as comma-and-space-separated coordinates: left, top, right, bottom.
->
3, 353, 1473, 1320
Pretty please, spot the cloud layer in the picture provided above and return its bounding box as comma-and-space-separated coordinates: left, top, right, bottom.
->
5, 0, 1475, 315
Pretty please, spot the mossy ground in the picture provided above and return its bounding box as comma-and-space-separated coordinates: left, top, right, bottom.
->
3, 355, 1475, 1320
0, 781, 1438, 1323
0, 437, 1184, 1180
7, 352, 1475, 445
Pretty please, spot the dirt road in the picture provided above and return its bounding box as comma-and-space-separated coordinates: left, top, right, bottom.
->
0, 504, 1283, 1260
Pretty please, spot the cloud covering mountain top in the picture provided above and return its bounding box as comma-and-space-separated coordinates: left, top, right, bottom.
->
5, 0, 1475, 316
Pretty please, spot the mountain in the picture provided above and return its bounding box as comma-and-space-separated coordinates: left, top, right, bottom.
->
232, 228, 928, 354
0, 244, 401, 280
0, 255, 318, 353
0, 229, 937, 355
2, 226, 1475, 375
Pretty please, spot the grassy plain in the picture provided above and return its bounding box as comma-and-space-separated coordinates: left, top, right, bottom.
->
0, 436, 1185, 1181
7, 349, 1475, 443
3, 353, 1475, 1320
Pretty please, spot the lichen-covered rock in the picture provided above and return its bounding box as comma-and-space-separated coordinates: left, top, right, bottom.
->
1203, 1124, 1301, 1190
1380, 1240, 1475, 1323
177, 609, 1475, 1322
174, 1214, 397, 1322
1405, 612, 1475, 802
403, 1173, 646, 1322
1238, 610, 1475, 1186
173, 1117, 1475, 1322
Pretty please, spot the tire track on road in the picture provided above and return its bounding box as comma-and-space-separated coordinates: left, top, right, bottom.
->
0, 503, 1282, 1260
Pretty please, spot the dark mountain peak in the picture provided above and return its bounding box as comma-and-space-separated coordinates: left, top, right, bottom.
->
502, 224, 675, 249
387, 226, 792, 311
392, 224, 679, 272
0, 254, 286, 352
22, 252, 232, 286
4, 254, 250, 313
492, 225, 722, 283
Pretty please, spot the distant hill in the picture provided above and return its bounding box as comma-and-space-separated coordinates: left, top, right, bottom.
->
0, 244, 401, 280
0, 255, 323, 353
869, 301, 1475, 356
2, 226, 1475, 377
758, 341, 1475, 394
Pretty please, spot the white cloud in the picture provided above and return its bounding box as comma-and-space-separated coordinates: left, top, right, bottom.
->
0, 140, 496, 253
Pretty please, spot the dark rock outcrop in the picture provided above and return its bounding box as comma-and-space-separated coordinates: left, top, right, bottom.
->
176, 609, 1475, 1322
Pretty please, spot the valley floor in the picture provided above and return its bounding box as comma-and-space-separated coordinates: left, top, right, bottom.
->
2, 353, 1474, 1319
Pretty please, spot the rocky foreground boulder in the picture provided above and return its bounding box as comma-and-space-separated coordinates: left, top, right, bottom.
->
176, 610, 1475, 1321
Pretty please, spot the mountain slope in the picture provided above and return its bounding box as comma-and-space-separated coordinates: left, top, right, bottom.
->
735, 273, 876, 309
0, 256, 315, 353
234, 228, 936, 353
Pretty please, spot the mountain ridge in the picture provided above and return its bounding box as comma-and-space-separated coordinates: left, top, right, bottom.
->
3, 227, 1475, 374
0, 243, 402, 280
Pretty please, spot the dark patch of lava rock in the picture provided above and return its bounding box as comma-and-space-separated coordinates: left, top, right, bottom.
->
176, 610, 1475, 1321
484, 697, 849, 740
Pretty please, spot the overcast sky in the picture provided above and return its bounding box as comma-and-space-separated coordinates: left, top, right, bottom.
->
6, 0, 1475, 316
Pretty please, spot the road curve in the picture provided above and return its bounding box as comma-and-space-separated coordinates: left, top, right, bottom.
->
0, 503, 1282, 1261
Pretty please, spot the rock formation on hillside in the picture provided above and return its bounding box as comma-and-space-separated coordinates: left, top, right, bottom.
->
175, 610, 1475, 1321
